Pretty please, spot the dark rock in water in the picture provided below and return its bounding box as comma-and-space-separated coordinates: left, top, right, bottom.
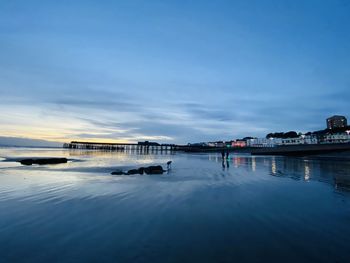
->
111, 169, 124, 175
127, 169, 140, 175
144, 165, 165, 174
127, 168, 144, 175
19, 159, 35, 165
111, 166, 164, 175
19, 158, 68, 166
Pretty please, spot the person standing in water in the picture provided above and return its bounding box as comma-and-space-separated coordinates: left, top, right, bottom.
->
221, 149, 225, 159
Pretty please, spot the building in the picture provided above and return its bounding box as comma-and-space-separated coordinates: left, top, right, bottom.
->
327, 115, 347, 129
246, 138, 282, 147
281, 134, 321, 145
231, 140, 246, 147
281, 137, 304, 145
246, 134, 319, 147
321, 133, 350, 144
302, 134, 318, 144
188, 142, 208, 147
209, 141, 226, 147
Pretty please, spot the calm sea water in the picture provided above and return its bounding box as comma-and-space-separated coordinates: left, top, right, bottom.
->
0, 147, 350, 262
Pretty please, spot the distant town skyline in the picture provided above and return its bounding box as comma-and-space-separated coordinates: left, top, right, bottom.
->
0, 1, 349, 145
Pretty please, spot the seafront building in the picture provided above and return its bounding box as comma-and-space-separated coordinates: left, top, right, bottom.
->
235, 131, 349, 148
321, 133, 350, 144
302, 134, 319, 144
231, 140, 247, 147
244, 116, 349, 147
327, 115, 347, 129
207, 141, 226, 147
191, 116, 349, 148
246, 138, 282, 147
245, 135, 318, 147
281, 134, 319, 145
199, 132, 350, 149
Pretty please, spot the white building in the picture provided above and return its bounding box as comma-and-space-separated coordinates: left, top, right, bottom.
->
281, 134, 320, 145
281, 137, 304, 145
207, 141, 225, 147
322, 133, 350, 144
247, 134, 320, 147
303, 134, 318, 144
246, 138, 282, 147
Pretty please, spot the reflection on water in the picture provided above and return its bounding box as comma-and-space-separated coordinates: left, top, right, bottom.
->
208, 153, 350, 191
304, 161, 310, 181
271, 157, 277, 175
1, 147, 350, 262
252, 156, 256, 172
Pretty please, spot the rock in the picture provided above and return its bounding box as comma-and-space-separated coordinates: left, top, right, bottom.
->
19, 159, 35, 165
127, 169, 139, 175
111, 166, 165, 175
19, 158, 68, 166
111, 169, 124, 175
144, 165, 165, 174
127, 168, 144, 175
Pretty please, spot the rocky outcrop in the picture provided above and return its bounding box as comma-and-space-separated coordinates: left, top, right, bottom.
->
19, 158, 68, 166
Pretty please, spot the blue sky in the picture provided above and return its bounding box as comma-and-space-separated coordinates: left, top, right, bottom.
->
0, 0, 349, 145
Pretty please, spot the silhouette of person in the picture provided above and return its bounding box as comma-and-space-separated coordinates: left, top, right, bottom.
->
221, 150, 225, 159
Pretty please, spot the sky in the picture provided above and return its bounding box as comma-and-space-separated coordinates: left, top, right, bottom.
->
0, 0, 349, 145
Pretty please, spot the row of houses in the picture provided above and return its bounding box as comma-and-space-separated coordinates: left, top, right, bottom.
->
192, 132, 350, 149
244, 132, 350, 147
189, 116, 350, 148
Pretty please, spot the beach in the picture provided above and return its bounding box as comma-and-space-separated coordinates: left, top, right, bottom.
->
0, 147, 350, 262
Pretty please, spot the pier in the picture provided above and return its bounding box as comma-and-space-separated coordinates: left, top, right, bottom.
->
63, 141, 180, 152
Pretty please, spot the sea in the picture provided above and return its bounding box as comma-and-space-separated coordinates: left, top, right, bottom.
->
0, 147, 350, 262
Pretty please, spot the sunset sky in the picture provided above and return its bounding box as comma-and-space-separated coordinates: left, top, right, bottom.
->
0, 0, 349, 145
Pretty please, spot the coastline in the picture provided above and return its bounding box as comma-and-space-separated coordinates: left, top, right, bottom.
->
181, 143, 350, 157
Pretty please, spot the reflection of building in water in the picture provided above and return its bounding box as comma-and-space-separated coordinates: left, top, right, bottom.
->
208, 154, 258, 172
234, 157, 239, 168
208, 154, 220, 162
252, 156, 256, 172
317, 160, 350, 190
207, 154, 350, 192
304, 161, 310, 181
334, 176, 350, 190
271, 157, 276, 175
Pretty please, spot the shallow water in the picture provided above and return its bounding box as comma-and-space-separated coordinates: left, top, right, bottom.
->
0, 147, 350, 262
